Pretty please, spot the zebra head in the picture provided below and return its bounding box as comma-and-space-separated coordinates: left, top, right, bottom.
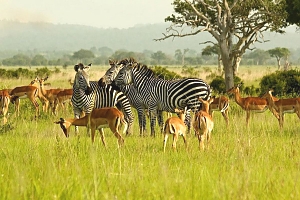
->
98, 59, 125, 87
111, 62, 134, 87
74, 63, 93, 95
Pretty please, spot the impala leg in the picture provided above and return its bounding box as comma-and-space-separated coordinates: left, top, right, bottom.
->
197, 134, 205, 151
246, 111, 250, 126
114, 131, 124, 148
15, 98, 20, 117
98, 128, 106, 147
172, 134, 178, 151
222, 110, 229, 126
182, 133, 187, 149
163, 133, 168, 153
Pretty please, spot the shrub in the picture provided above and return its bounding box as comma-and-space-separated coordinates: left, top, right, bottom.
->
260, 69, 300, 97
151, 66, 182, 80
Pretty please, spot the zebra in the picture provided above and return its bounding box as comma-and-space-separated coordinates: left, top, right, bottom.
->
99, 59, 164, 136
109, 58, 212, 137
71, 63, 134, 135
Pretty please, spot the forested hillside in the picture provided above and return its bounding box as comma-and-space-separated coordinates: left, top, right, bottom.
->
0, 20, 299, 55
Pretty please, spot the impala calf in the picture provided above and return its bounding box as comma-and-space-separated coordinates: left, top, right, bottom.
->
163, 108, 187, 152
0, 89, 11, 124
193, 97, 214, 151
54, 107, 127, 148
227, 83, 268, 126
209, 95, 229, 126
262, 89, 300, 129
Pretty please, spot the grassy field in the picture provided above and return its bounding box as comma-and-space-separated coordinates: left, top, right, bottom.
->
0, 65, 299, 199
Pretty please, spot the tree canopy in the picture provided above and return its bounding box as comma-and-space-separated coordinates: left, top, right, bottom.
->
156, 0, 292, 89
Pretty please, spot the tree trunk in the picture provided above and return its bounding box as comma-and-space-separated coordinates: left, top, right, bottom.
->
219, 40, 234, 90
276, 57, 281, 70
217, 54, 222, 72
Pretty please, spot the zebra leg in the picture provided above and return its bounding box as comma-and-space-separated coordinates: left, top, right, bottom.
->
136, 106, 146, 136
184, 109, 192, 134
157, 110, 164, 134
149, 108, 157, 137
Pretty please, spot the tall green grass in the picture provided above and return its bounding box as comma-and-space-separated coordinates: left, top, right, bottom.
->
0, 100, 299, 199
1, 65, 299, 199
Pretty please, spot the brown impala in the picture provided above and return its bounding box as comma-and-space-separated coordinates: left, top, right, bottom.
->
227, 83, 268, 126
262, 89, 300, 129
38, 76, 63, 114
209, 95, 229, 126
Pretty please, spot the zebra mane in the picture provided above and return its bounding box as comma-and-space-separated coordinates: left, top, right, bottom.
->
134, 63, 157, 78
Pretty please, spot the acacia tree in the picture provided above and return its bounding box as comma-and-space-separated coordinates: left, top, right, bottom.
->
155, 0, 288, 89
268, 47, 290, 70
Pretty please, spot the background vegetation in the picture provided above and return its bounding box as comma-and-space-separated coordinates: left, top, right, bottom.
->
0, 65, 299, 199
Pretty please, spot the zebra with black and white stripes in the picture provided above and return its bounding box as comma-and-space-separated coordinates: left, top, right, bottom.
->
108, 58, 212, 137
99, 59, 164, 136
71, 63, 134, 135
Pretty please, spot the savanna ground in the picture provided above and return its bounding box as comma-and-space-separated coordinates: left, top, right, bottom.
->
0, 65, 299, 199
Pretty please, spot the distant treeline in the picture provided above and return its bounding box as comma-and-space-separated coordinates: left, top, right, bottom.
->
1, 47, 300, 68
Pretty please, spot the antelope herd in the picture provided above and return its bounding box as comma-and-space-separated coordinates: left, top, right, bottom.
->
0, 65, 299, 151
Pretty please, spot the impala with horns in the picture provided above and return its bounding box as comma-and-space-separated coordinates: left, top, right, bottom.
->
227, 83, 268, 126
193, 97, 214, 151
54, 107, 127, 148
0, 89, 11, 124
53, 89, 73, 115
163, 107, 187, 153
262, 89, 300, 129
209, 95, 230, 126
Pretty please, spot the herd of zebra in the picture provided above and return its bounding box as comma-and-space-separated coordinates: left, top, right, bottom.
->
3, 57, 297, 150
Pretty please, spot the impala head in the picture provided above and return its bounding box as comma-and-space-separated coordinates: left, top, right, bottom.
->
198, 96, 215, 112
54, 118, 71, 137
29, 76, 40, 86
38, 76, 49, 86
174, 107, 187, 121
74, 63, 92, 95
227, 82, 243, 95
261, 89, 274, 99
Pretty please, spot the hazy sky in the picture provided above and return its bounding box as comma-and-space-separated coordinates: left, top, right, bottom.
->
0, 0, 174, 29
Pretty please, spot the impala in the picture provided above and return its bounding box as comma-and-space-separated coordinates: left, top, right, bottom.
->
262, 89, 300, 128
163, 108, 187, 153
38, 76, 63, 114
10, 85, 40, 118
209, 95, 230, 126
29, 77, 49, 112
54, 107, 127, 148
193, 97, 214, 150
0, 89, 11, 124
53, 89, 73, 115
227, 83, 268, 126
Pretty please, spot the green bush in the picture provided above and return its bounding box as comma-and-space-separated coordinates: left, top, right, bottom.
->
0, 67, 61, 79
260, 69, 300, 97
210, 75, 243, 94
151, 66, 182, 80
